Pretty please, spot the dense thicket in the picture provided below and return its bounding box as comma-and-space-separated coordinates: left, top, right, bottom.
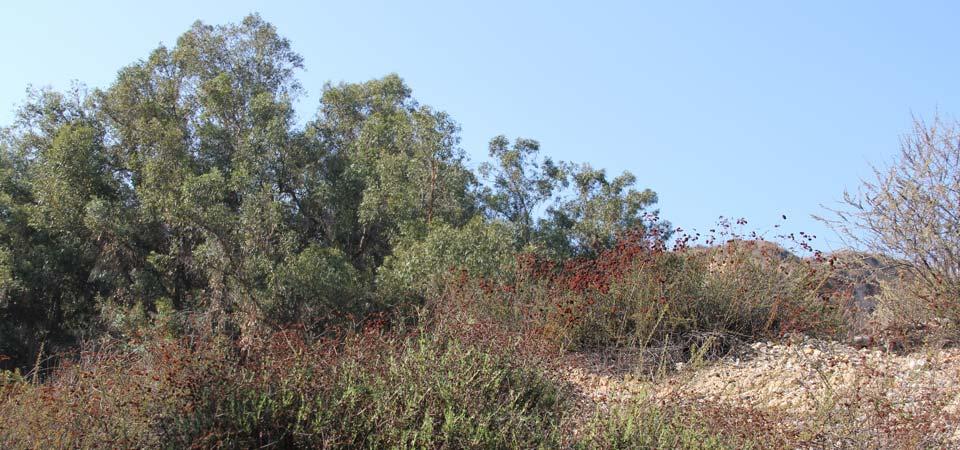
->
0, 15, 664, 369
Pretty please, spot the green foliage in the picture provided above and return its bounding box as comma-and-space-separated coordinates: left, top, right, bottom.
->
478, 138, 668, 259
0, 14, 491, 364
30, 123, 115, 235
307, 74, 478, 269
0, 86, 110, 366
298, 333, 565, 449
377, 217, 516, 300
266, 245, 361, 325
541, 163, 667, 257
0, 13, 667, 373
480, 136, 566, 246
98, 14, 309, 311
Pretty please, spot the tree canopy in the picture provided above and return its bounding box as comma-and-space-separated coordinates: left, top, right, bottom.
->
0, 14, 665, 369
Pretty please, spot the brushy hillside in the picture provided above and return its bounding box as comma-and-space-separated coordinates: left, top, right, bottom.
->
2, 14, 960, 449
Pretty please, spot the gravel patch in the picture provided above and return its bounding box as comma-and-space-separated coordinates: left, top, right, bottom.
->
659, 338, 960, 413
557, 338, 960, 446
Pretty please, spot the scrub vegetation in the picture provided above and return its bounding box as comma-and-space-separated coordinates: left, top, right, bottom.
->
1, 15, 958, 449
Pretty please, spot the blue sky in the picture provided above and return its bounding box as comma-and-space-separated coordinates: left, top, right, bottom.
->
3, 1, 959, 251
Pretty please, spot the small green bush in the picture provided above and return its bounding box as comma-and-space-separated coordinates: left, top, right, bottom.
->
266, 244, 363, 326
377, 217, 516, 300
299, 334, 565, 449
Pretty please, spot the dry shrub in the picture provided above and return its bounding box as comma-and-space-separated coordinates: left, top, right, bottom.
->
871, 279, 960, 349
741, 366, 958, 448
795, 379, 960, 448
821, 116, 960, 337
575, 401, 736, 449
0, 315, 567, 449
622, 378, 958, 449
575, 395, 804, 449
435, 229, 844, 362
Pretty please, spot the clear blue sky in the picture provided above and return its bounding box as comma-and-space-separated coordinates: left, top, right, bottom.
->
3, 1, 959, 251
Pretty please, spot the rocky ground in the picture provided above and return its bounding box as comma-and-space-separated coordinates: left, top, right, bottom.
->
557, 338, 960, 448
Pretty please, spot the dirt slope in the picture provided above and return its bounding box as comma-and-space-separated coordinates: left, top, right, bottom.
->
558, 338, 960, 447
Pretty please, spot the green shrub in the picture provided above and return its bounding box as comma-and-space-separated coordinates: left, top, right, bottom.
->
266, 244, 363, 326
0, 325, 567, 449
377, 217, 516, 301
300, 333, 565, 449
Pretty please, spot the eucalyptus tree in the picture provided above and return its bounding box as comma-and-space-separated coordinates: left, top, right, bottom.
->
94, 14, 307, 315
305, 74, 477, 270
0, 85, 119, 365
0, 13, 671, 368
541, 164, 665, 257
1, 15, 479, 329
479, 136, 566, 247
